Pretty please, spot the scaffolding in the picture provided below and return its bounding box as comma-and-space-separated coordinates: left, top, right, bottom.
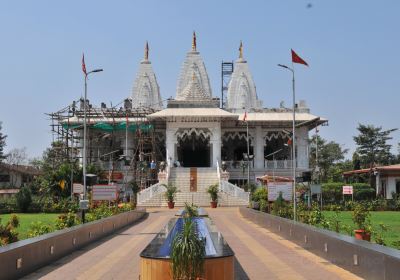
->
221, 61, 234, 108
47, 98, 165, 189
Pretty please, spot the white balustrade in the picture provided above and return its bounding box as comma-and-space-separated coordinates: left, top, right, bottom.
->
137, 182, 167, 204
219, 180, 250, 202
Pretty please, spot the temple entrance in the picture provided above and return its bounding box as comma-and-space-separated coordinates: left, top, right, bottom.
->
177, 129, 211, 167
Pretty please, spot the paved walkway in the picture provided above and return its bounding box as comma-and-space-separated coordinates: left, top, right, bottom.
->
23, 208, 361, 280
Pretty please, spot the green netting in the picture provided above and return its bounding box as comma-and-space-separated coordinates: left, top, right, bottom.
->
62, 122, 153, 132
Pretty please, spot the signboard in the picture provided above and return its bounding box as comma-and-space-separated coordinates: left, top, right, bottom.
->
92, 185, 118, 201
310, 184, 322, 195
342, 185, 353, 195
73, 183, 84, 194
79, 199, 89, 210
268, 182, 293, 201
99, 172, 124, 181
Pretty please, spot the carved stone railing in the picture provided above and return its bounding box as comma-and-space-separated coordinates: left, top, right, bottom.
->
219, 180, 250, 202
265, 160, 292, 169
137, 182, 167, 204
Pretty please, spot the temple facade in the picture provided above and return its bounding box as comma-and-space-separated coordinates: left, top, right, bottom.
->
62, 33, 326, 206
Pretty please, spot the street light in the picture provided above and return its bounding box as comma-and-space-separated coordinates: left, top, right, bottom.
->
278, 63, 297, 221
82, 68, 103, 222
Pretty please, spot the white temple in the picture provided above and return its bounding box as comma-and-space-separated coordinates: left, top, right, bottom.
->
65, 33, 327, 206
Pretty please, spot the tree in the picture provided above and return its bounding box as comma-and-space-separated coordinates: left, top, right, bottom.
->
5, 147, 28, 165
353, 124, 397, 168
15, 185, 32, 212
309, 135, 348, 182
0, 122, 7, 162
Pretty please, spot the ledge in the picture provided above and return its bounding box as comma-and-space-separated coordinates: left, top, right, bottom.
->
239, 207, 400, 280
0, 209, 147, 280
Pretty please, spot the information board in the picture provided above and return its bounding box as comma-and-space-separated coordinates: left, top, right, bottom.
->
268, 182, 293, 201
92, 185, 118, 201
73, 183, 84, 194
342, 185, 353, 195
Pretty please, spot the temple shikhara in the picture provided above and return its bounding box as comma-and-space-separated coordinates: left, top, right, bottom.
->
50, 33, 327, 206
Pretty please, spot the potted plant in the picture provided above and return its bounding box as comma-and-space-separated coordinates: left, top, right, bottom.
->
164, 184, 178, 209
207, 184, 219, 208
352, 203, 371, 241
171, 218, 205, 280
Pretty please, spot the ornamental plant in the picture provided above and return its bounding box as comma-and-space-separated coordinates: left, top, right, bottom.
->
207, 184, 219, 202
171, 218, 205, 280
164, 184, 178, 203
352, 203, 371, 232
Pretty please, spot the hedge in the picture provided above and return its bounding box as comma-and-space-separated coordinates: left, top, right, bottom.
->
322, 182, 375, 202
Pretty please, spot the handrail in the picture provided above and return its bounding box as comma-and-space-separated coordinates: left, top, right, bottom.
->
137, 182, 167, 204
219, 180, 250, 202
216, 160, 221, 181
166, 149, 171, 183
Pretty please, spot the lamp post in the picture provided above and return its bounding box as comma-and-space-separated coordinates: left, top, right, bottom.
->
278, 63, 297, 221
82, 69, 103, 218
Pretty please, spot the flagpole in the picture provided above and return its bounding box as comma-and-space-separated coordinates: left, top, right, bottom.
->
246, 120, 250, 187
291, 64, 297, 221
278, 49, 308, 221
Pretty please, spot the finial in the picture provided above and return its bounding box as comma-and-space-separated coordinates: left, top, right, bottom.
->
239, 40, 243, 59
144, 41, 149, 60
192, 31, 197, 51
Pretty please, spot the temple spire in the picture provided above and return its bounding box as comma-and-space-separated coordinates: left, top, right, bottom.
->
144, 41, 149, 60
192, 31, 197, 51
239, 40, 243, 59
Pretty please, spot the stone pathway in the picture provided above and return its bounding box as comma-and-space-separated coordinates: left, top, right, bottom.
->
23, 207, 361, 280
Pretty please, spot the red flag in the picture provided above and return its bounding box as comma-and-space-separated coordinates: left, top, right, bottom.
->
291, 49, 308, 66
82, 53, 87, 76
287, 138, 292, 145
243, 112, 247, 122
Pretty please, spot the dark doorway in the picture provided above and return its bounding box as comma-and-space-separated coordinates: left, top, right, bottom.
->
178, 133, 210, 167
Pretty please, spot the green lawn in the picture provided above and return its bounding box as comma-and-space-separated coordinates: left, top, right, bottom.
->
0, 213, 59, 240
323, 211, 400, 248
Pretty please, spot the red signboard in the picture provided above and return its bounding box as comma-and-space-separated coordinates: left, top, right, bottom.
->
342, 185, 353, 195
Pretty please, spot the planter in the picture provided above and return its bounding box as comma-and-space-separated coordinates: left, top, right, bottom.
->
167, 201, 175, 209
210, 201, 218, 208
354, 229, 371, 241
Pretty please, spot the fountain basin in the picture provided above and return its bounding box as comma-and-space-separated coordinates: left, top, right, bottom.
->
140, 217, 234, 279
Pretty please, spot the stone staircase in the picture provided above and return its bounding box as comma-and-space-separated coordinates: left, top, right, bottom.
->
138, 167, 249, 207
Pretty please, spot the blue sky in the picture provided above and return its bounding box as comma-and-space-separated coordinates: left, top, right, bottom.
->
0, 0, 399, 159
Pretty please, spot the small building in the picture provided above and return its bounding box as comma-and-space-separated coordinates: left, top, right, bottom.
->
343, 164, 400, 199
0, 163, 41, 198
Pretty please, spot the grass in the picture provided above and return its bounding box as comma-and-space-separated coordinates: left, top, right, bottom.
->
0, 213, 59, 240
323, 211, 400, 248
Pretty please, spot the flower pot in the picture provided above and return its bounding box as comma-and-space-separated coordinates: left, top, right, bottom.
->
354, 229, 371, 241
167, 201, 175, 209
210, 201, 218, 208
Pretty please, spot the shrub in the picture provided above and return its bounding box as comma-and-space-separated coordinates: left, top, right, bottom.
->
0, 214, 20, 245
252, 187, 268, 202
27, 221, 53, 238
259, 199, 268, 212
15, 186, 32, 212
322, 182, 374, 202
55, 211, 80, 230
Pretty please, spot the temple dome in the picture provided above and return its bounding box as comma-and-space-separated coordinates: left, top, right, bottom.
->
175, 32, 212, 101
227, 42, 262, 111
131, 42, 163, 110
